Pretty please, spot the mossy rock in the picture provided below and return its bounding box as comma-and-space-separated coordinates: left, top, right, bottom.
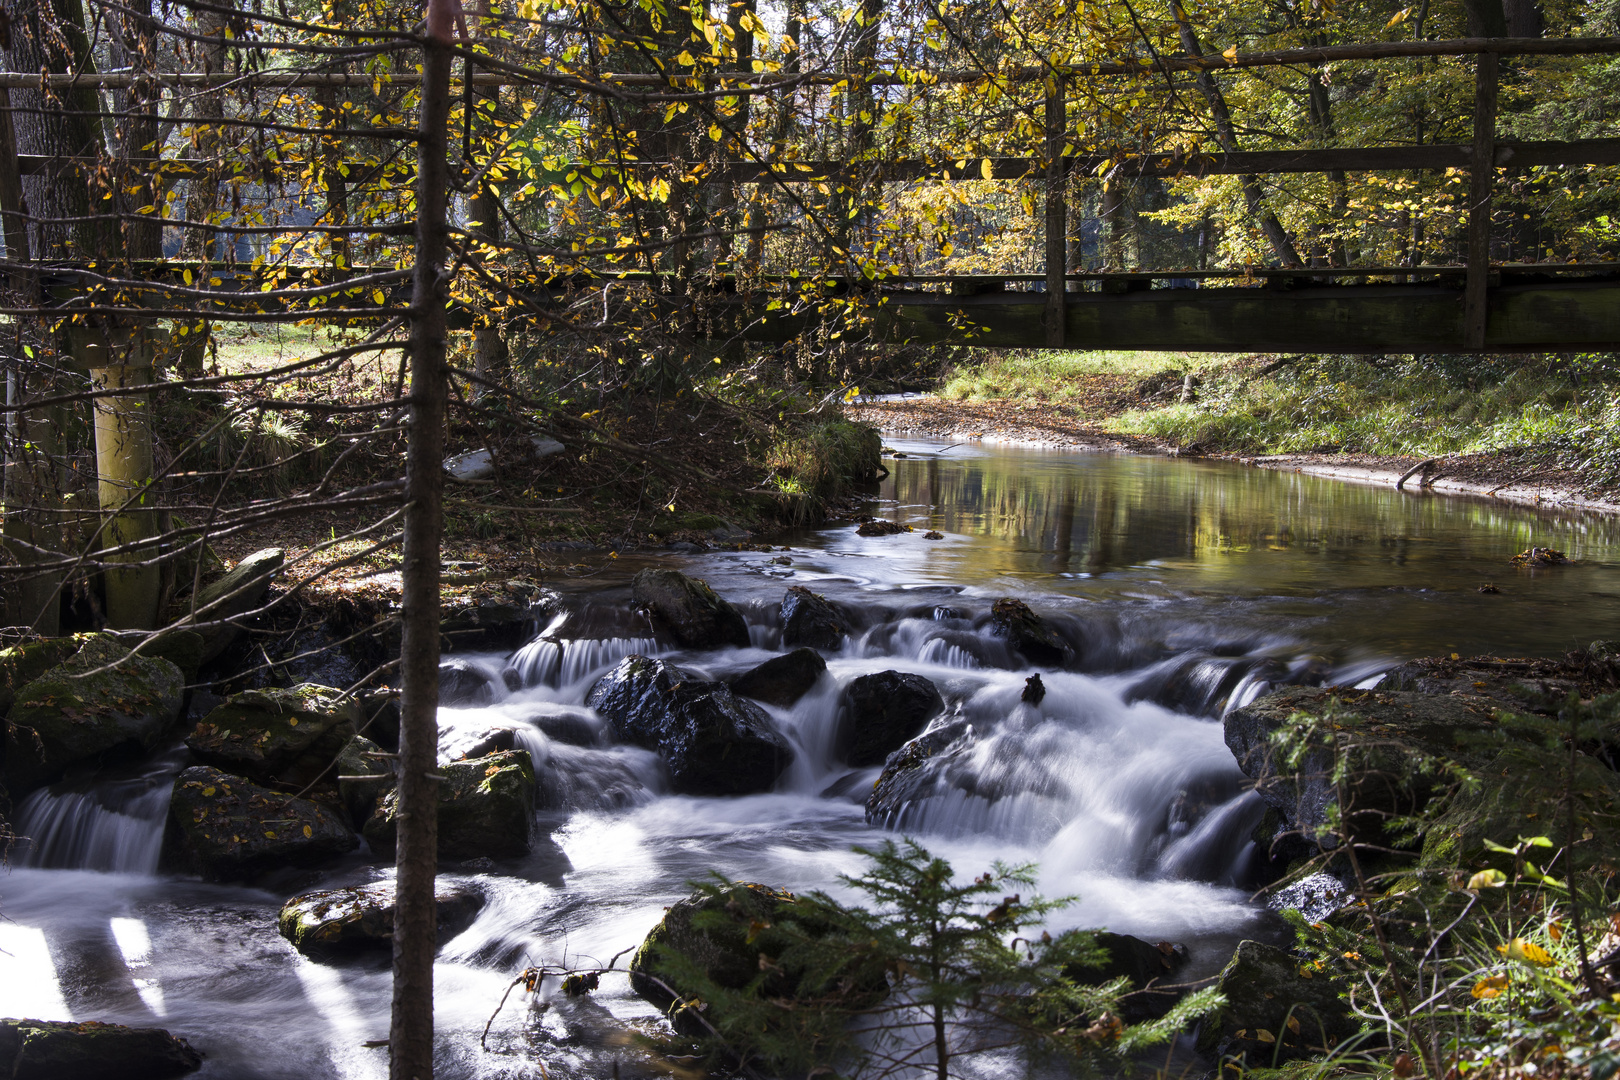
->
0, 636, 86, 720
629, 882, 885, 1037
277, 879, 485, 957
364, 749, 535, 859
4, 636, 185, 797
0, 1017, 201, 1080
185, 684, 359, 787
162, 765, 358, 881
334, 734, 392, 828
1196, 939, 1362, 1064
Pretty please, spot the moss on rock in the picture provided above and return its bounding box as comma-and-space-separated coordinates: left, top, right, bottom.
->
363, 749, 535, 859
0, 1018, 201, 1080
162, 764, 358, 881
184, 684, 360, 786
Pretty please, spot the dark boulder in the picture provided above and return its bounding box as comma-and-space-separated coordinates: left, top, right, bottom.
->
278, 879, 485, 956
4, 636, 185, 796
856, 520, 907, 537
731, 648, 827, 707
1196, 939, 1361, 1063
364, 750, 535, 859
440, 586, 558, 652
162, 765, 358, 882
334, 735, 393, 828
531, 709, 600, 747
630, 568, 750, 648
629, 882, 883, 1037
438, 658, 499, 707
193, 546, 283, 664
1067, 932, 1190, 1022
838, 670, 944, 767
184, 684, 361, 787
989, 598, 1072, 667
587, 656, 792, 795
780, 586, 846, 650
0, 1018, 201, 1080
865, 720, 975, 825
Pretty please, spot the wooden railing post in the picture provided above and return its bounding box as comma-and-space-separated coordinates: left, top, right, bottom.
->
1044, 77, 1066, 348
1465, 51, 1497, 350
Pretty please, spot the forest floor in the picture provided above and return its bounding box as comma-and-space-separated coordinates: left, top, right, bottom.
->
853, 378, 1620, 516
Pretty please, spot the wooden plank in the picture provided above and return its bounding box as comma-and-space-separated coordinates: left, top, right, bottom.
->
1466, 53, 1498, 350
727, 280, 1620, 352
1044, 79, 1066, 348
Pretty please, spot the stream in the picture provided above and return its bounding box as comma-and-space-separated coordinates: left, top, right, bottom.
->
7, 440, 1620, 1078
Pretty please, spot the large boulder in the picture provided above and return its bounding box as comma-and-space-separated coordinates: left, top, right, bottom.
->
1196, 939, 1361, 1063
278, 879, 485, 956
586, 656, 792, 795
838, 670, 944, 767
0, 1018, 201, 1080
730, 648, 826, 707
3, 636, 184, 796
779, 587, 846, 650
1224, 686, 1497, 863
629, 882, 884, 1037
162, 765, 359, 881
631, 569, 750, 648
333, 734, 393, 827
865, 720, 975, 826
184, 684, 361, 787
364, 750, 535, 859
192, 546, 283, 664
989, 598, 1073, 667
1068, 932, 1190, 1022
438, 658, 499, 707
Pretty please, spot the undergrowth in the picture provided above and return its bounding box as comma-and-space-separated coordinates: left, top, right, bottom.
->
1102, 353, 1620, 478
940, 349, 1202, 404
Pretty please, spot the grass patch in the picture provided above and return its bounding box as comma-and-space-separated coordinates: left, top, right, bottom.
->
941, 348, 1209, 404
1104, 353, 1620, 466
765, 418, 883, 501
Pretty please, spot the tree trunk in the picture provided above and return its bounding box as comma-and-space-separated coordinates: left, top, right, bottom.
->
390, 5, 453, 1079
86, 330, 161, 630
1171, 5, 1303, 268
467, 0, 506, 393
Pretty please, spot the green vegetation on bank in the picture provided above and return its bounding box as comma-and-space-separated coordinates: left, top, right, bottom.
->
942, 349, 1620, 488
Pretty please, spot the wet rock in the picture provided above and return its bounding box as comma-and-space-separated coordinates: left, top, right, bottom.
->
989, 598, 1072, 667
440, 586, 557, 652
923, 530, 944, 540
0, 1017, 202, 1080
162, 765, 358, 881
184, 684, 361, 788
586, 655, 792, 795
779, 586, 846, 650
731, 648, 827, 707
194, 546, 284, 664
1068, 932, 1190, 1022
1196, 939, 1361, 1063
4, 636, 185, 797
501, 668, 523, 693
865, 720, 975, 824
631, 568, 750, 649
1021, 673, 1046, 705
838, 671, 944, 767
277, 879, 485, 956
439, 658, 499, 707
629, 882, 884, 1037
531, 709, 600, 747
856, 520, 907, 537
0, 635, 84, 720
438, 723, 516, 764
364, 750, 535, 859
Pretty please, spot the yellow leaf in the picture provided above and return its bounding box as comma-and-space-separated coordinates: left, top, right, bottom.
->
1497, 938, 1554, 967
303, 825, 313, 838
264, 830, 276, 839
1255, 1029, 1276, 1044
201, 786, 216, 797
373, 290, 386, 305
1222, 45, 1238, 61
1467, 869, 1507, 890
183, 268, 194, 285
1472, 974, 1509, 999
980, 157, 993, 180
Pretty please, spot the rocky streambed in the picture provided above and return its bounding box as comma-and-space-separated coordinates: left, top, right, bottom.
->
7, 442, 1620, 1079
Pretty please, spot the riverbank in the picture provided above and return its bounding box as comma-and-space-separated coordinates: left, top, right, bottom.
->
852, 393, 1620, 516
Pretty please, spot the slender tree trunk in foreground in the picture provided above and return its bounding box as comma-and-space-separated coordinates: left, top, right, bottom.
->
390, 7, 453, 1079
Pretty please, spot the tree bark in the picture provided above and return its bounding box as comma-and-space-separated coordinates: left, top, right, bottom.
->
467, 0, 506, 393
390, 8, 453, 1080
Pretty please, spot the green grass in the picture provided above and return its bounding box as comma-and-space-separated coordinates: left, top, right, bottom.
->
940, 349, 1211, 403
1103, 353, 1620, 464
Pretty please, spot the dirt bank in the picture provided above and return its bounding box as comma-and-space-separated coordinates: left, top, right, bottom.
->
851, 395, 1620, 516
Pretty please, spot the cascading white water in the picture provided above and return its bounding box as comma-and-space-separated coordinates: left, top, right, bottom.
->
13, 764, 179, 875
